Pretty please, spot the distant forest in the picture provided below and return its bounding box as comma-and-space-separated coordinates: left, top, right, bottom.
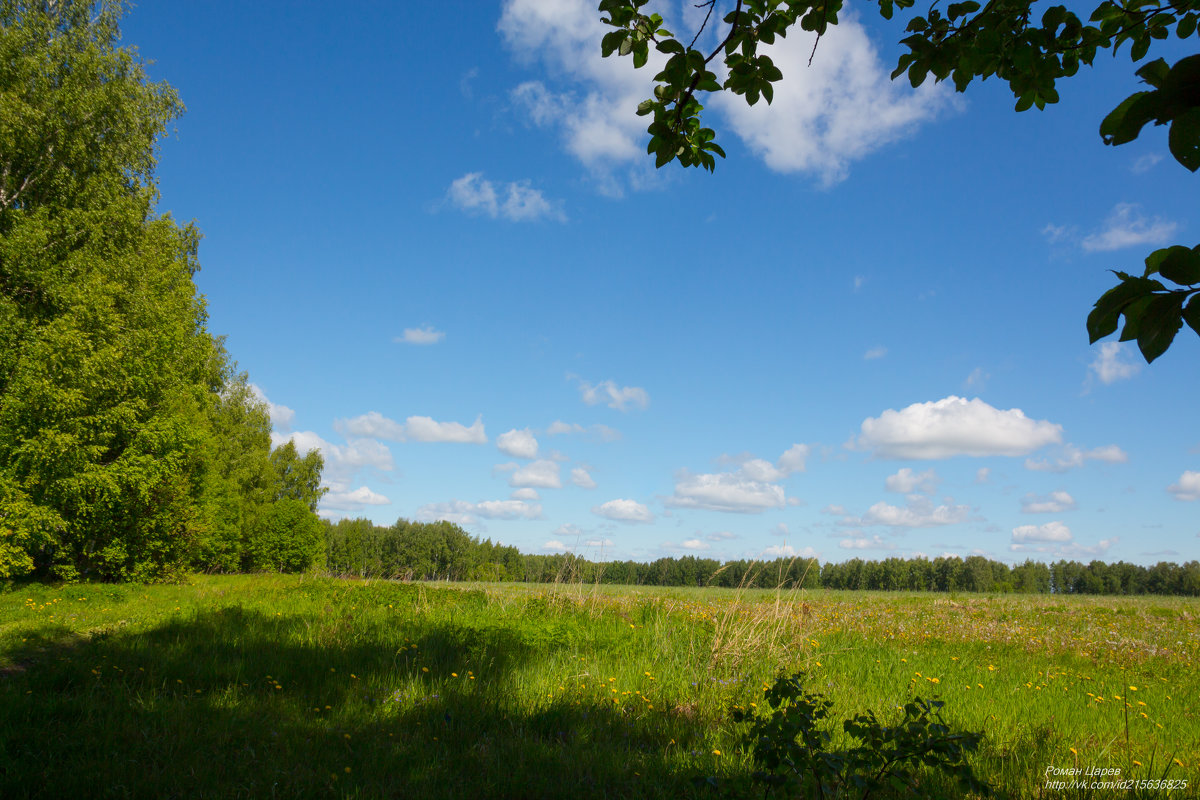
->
323, 518, 1200, 597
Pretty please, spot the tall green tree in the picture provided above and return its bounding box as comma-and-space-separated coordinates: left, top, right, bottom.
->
0, 0, 273, 581
599, 0, 1200, 362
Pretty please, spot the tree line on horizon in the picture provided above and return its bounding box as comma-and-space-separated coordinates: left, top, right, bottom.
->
321, 517, 1200, 597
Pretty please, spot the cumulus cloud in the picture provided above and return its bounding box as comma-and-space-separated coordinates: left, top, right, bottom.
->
417, 498, 543, 525
707, 530, 738, 542
854, 396, 1062, 459
1025, 444, 1128, 472
1021, 490, 1077, 514
1081, 203, 1177, 252
839, 535, 895, 550
859, 497, 968, 527
592, 498, 654, 523
575, 378, 649, 411
510, 488, 540, 501
884, 467, 939, 494
446, 172, 565, 222
1089, 342, 1141, 385
335, 412, 486, 444
667, 472, 787, 513
761, 544, 820, 558
509, 459, 562, 489
711, 7, 948, 186
497, 428, 539, 459
248, 383, 295, 430
571, 466, 597, 489
777, 444, 810, 474
1010, 521, 1116, 558
1168, 471, 1200, 501
395, 325, 445, 345
274, 431, 395, 486
322, 486, 392, 511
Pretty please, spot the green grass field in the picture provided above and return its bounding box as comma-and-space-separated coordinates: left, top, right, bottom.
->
1, 575, 1196, 798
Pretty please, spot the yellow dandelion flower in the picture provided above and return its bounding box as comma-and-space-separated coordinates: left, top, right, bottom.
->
344, 767, 352, 774
1070, 748, 1077, 755
1133, 760, 1142, 767
451, 673, 458, 678
712, 750, 721, 756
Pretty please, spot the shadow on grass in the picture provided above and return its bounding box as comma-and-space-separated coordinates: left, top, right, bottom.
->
0, 603, 732, 800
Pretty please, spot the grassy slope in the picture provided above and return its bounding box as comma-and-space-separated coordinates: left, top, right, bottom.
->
0, 575, 1196, 799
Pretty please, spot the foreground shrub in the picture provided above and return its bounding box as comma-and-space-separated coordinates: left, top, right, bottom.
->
731, 672, 991, 799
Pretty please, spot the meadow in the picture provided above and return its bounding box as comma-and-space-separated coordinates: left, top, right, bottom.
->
0, 574, 1196, 799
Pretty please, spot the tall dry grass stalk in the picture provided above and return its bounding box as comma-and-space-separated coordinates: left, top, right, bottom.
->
703, 557, 817, 674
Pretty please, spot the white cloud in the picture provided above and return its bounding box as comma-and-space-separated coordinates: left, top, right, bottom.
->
417, 498, 543, 525
576, 378, 649, 411
839, 535, 895, 550
1089, 342, 1141, 385
395, 325, 445, 345
446, 172, 565, 222
1009, 522, 1116, 558
854, 396, 1062, 459
667, 472, 787, 513
509, 459, 562, 489
884, 467, 939, 494
1042, 223, 1073, 244
592, 498, 654, 523
248, 383, 295, 430
777, 444, 810, 474
1131, 152, 1163, 174
711, 8, 948, 186
858, 497, 969, 528
1168, 471, 1200, 501
322, 486, 392, 511
570, 466, 597, 489
1021, 490, 1077, 514
761, 543, 820, 558
772, 523, 790, 537
275, 431, 395, 482
499, 0, 660, 191
864, 346, 887, 360
707, 531, 738, 542
1012, 521, 1073, 543
497, 428, 539, 459
1025, 444, 1128, 472
1081, 203, 1178, 252
680, 538, 710, 551
510, 488, 540, 501
975, 467, 990, 484
335, 412, 487, 444
543, 540, 569, 552
546, 420, 583, 435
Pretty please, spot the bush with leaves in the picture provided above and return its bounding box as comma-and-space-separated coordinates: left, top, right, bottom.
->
731, 672, 991, 799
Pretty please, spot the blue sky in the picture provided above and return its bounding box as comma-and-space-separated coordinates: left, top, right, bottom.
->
123, 1, 1198, 565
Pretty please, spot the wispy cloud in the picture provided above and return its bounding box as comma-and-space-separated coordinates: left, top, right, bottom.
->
446, 172, 565, 222
395, 325, 445, 345
1081, 203, 1177, 252
1089, 342, 1141, 385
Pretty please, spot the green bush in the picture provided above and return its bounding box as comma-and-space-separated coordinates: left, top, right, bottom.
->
244, 499, 323, 573
732, 672, 991, 799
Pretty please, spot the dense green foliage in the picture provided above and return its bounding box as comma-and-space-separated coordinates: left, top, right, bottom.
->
598, 0, 1200, 362
0, 1, 323, 581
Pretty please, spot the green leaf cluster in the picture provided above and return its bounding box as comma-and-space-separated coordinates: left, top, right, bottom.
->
731, 671, 990, 798
600, 0, 1200, 363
